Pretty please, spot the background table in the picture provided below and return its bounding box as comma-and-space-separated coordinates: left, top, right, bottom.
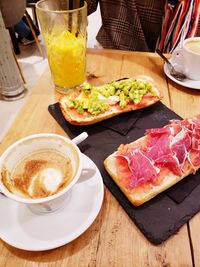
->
0, 49, 200, 267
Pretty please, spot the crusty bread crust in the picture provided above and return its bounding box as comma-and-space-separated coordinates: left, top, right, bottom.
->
59, 77, 162, 125
104, 138, 194, 206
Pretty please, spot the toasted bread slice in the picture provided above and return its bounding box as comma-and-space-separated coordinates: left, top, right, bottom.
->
104, 113, 200, 206
104, 147, 192, 206
59, 76, 162, 125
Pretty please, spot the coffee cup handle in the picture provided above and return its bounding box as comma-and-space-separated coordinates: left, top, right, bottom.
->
171, 48, 184, 65
170, 48, 188, 75
72, 132, 88, 145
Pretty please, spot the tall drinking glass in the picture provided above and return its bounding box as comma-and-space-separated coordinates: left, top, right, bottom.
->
36, 0, 87, 94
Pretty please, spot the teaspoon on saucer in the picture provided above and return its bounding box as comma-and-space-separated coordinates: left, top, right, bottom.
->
156, 49, 187, 81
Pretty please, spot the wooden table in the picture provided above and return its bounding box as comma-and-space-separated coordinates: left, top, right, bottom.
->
1, 49, 200, 267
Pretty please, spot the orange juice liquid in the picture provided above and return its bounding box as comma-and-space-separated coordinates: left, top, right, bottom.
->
45, 31, 86, 89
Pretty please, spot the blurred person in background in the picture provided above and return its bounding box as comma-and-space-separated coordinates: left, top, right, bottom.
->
15, 0, 40, 45
86, 0, 200, 53
14, 18, 36, 45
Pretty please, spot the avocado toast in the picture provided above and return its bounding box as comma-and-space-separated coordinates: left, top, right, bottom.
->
59, 77, 162, 125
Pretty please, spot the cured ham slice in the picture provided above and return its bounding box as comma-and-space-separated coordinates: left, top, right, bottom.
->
115, 115, 200, 189
170, 129, 191, 164
146, 134, 171, 161
145, 126, 171, 136
104, 114, 200, 206
115, 156, 131, 189
117, 150, 158, 188
154, 154, 181, 176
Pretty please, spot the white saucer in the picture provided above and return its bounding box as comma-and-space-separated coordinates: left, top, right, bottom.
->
164, 62, 200, 90
0, 154, 104, 251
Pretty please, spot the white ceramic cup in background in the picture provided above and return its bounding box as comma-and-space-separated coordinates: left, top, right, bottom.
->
0, 132, 88, 214
171, 37, 200, 81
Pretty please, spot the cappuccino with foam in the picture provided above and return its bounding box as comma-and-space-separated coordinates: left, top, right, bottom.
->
171, 37, 200, 80
1, 149, 73, 199
185, 39, 200, 55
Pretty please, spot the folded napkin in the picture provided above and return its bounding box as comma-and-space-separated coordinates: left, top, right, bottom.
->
165, 171, 200, 203
99, 111, 141, 135
48, 102, 200, 244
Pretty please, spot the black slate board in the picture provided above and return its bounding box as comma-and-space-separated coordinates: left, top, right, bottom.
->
48, 101, 200, 244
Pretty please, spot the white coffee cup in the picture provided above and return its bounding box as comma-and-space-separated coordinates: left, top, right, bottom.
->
0, 132, 88, 214
171, 37, 200, 81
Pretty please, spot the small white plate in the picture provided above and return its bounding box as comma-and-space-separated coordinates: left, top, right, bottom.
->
164, 62, 200, 90
0, 154, 104, 251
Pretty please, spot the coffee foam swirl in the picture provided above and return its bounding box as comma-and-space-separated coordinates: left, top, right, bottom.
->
185, 40, 200, 55
2, 150, 73, 199
28, 167, 63, 197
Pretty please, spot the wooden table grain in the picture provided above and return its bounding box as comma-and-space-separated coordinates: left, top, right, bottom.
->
1, 49, 200, 267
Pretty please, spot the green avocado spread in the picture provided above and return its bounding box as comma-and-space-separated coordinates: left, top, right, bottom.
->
65, 79, 154, 115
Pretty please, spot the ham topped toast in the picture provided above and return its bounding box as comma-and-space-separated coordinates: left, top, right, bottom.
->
104, 115, 200, 206
59, 77, 162, 125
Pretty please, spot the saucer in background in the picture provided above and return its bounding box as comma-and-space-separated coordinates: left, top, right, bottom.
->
164, 62, 200, 90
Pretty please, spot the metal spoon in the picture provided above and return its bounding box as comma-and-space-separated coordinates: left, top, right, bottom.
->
156, 49, 187, 81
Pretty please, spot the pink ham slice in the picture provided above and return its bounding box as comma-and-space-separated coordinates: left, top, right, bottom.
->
145, 129, 182, 176
146, 133, 171, 160
115, 156, 132, 189
191, 123, 200, 151
116, 115, 200, 189
145, 126, 171, 137
189, 117, 200, 166
154, 154, 181, 176
170, 130, 192, 165
117, 150, 158, 188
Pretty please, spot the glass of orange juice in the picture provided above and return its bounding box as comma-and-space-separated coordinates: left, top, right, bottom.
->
36, 0, 87, 94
